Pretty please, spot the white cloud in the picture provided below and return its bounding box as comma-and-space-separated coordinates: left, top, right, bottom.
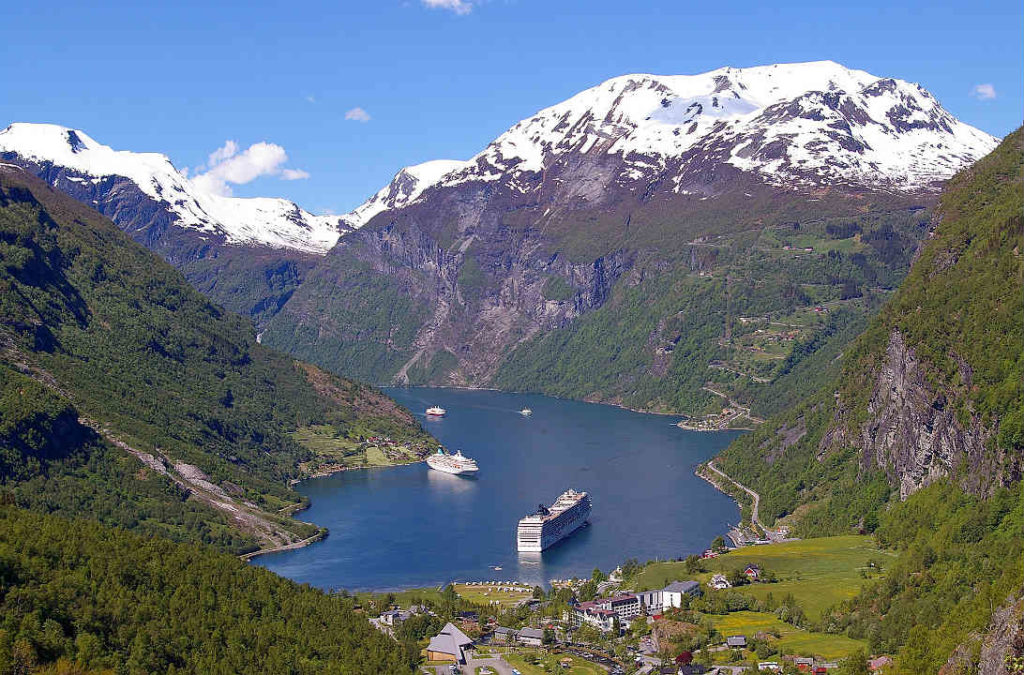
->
345, 107, 372, 122
305, 95, 316, 104
421, 0, 474, 13
207, 140, 239, 166
191, 141, 309, 196
281, 168, 311, 180
970, 83, 997, 101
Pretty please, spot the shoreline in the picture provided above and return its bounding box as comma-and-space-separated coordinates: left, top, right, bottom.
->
289, 457, 427, 485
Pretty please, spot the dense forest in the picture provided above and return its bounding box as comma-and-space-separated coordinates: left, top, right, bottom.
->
0, 507, 414, 674
712, 129, 1024, 671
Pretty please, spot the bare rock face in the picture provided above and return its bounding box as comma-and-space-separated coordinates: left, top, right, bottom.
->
858, 329, 997, 498
942, 595, 1024, 675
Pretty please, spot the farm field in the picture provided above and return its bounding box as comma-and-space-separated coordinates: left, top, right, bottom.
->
634, 535, 889, 619
708, 611, 867, 660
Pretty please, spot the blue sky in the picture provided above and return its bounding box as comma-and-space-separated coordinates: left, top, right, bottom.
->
2, 0, 1021, 214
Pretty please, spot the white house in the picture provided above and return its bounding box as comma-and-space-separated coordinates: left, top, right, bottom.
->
636, 580, 701, 612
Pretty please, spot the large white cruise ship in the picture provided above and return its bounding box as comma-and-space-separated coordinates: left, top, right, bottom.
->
516, 489, 591, 552
425, 448, 479, 476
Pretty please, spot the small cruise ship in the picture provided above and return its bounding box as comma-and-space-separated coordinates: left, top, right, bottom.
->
426, 448, 479, 476
516, 489, 591, 552
425, 406, 447, 417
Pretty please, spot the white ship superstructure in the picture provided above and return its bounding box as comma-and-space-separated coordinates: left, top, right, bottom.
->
425, 448, 479, 476
517, 489, 591, 552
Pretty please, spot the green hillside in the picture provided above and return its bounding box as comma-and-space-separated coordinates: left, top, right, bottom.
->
711, 129, 1024, 672
0, 506, 414, 674
0, 168, 434, 553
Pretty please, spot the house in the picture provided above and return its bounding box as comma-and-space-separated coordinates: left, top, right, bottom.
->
758, 663, 781, 672
701, 549, 719, 559
517, 627, 544, 647
379, 608, 411, 626
636, 581, 701, 612
458, 610, 480, 630
869, 656, 893, 672
795, 657, 815, 671
708, 574, 731, 590
426, 622, 474, 663
726, 635, 747, 648
492, 626, 517, 644
744, 564, 762, 581
677, 665, 707, 675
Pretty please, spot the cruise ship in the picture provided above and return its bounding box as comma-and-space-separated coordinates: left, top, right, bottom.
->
516, 489, 591, 552
425, 448, 479, 476
425, 406, 447, 417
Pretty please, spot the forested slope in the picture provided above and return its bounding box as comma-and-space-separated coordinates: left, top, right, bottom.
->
0, 166, 434, 553
712, 129, 1023, 672
0, 507, 414, 674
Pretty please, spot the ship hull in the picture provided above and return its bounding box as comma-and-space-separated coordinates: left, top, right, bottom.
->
517, 493, 591, 552
426, 456, 479, 476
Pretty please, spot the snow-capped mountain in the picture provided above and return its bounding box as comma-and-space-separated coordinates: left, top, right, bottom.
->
343, 159, 466, 229
342, 61, 995, 221
261, 61, 1003, 399
0, 123, 349, 254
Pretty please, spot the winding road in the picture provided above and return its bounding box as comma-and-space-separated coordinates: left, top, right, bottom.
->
705, 460, 762, 530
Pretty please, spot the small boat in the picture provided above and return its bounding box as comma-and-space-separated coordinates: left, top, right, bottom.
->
492, 565, 503, 571
425, 406, 447, 417
519, 408, 533, 416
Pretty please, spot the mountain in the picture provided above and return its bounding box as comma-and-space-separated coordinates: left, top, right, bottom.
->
0, 123, 358, 325
0, 164, 434, 555
260, 61, 997, 416
712, 129, 1022, 671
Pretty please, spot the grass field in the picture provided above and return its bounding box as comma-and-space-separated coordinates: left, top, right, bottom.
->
453, 582, 534, 608
292, 424, 423, 470
708, 611, 866, 660
635, 536, 889, 619
505, 650, 606, 675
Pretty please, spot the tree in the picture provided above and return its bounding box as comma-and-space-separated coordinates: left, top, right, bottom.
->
711, 536, 726, 552
684, 554, 706, 574
543, 628, 555, 645
836, 648, 869, 675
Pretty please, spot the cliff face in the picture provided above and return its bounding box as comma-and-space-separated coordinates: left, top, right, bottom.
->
851, 329, 999, 497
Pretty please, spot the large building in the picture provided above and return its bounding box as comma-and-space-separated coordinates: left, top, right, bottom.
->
571, 593, 642, 631
636, 580, 701, 612
426, 623, 474, 663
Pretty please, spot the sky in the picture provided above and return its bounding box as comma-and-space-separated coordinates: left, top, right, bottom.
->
2, 0, 1021, 214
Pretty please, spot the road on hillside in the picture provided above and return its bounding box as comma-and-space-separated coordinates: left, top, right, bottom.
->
706, 460, 761, 530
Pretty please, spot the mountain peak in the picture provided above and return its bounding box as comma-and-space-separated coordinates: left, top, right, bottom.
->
0, 122, 348, 254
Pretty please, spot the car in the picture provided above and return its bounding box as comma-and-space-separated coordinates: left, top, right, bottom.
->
511, 670, 522, 675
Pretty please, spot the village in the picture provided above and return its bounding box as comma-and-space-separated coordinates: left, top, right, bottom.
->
363, 537, 893, 675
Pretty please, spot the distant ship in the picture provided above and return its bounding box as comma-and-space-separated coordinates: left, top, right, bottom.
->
425, 406, 447, 417
517, 489, 591, 552
520, 408, 533, 416
426, 448, 479, 476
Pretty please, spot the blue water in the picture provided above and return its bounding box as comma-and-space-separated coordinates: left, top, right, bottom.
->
256, 388, 742, 591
